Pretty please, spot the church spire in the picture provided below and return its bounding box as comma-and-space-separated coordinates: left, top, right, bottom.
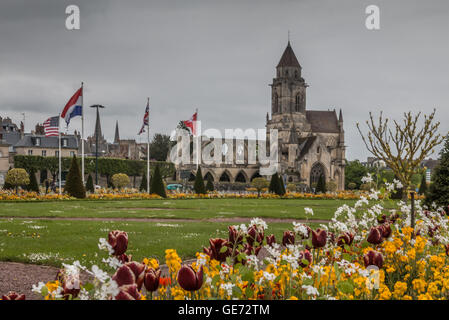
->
114, 120, 120, 144
277, 41, 301, 69
93, 108, 102, 141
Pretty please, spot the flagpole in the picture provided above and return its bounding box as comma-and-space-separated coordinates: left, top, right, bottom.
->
58, 114, 62, 195
81, 82, 85, 185
147, 97, 150, 194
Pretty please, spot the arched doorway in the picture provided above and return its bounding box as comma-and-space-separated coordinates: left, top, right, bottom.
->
204, 172, 214, 182
235, 171, 247, 183
310, 163, 325, 187
219, 171, 231, 182
250, 171, 261, 181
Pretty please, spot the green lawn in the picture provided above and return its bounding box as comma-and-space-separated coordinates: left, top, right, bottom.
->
0, 198, 352, 267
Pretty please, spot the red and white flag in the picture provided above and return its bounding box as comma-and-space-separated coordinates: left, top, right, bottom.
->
182, 111, 198, 136
43, 116, 60, 137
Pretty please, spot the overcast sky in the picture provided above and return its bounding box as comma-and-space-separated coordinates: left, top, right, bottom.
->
1, 0, 448, 161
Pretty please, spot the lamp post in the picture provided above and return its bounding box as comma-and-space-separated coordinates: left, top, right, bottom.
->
90, 104, 105, 186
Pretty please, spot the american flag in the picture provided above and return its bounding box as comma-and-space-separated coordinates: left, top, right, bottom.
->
138, 99, 150, 135
43, 116, 59, 137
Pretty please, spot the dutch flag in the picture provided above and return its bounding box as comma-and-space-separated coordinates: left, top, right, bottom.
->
60, 87, 83, 126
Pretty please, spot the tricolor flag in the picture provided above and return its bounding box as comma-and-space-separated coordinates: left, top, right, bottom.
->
182, 111, 198, 136
61, 87, 83, 126
43, 116, 59, 137
138, 100, 150, 135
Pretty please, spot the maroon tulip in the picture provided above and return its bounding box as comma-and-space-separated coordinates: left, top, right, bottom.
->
377, 214, 387, 224
56, 269, 80, 299
246, 225, 264, 246
311, 228, 327, 248
177, 265, 203, 291
266, 234, 276, 247
205, 238, 231, 262
298, 250, 313, 268
1, 291, 25, 300
228, 226, 243, 246
379, 224, 392, 238
112, 261, 146, 291
282, 231, 295, 246
367, 227, 383, 245
115, 284, 141, 300
144, 268, 161, 292
108, 230, 128, 256
327, 231, 335, 244
363, 250, 383, 268
337, 232, 353, 247
389, 212, 399, 223
117, 253, 132, 264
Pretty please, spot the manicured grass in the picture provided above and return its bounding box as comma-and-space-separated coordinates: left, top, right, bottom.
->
0, 218, 321, 268
0, 198, 357, 220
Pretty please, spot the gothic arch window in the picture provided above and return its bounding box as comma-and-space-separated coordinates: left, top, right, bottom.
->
250, 171, 262, 181
310, 162, 325, 187
204, 172, 214, 182
294, 70, 298, 78
219, 171, 231, 182
285, 70, 289, 76
295, 94, 301, 112
274, 93, 279, 113
235, 171, 247, 183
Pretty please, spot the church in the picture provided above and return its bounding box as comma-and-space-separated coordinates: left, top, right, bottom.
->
175, 42, 346, 191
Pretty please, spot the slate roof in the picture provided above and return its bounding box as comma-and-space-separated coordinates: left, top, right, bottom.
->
14, 135, 79, 149
277, 42, 301, 68
306, 110, 340, 133
0, 132, 21, 146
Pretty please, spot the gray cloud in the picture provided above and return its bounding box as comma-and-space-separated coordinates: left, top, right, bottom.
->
0, 0, 448, 160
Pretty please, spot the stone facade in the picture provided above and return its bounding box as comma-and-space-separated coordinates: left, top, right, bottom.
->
175, 42, 346, 190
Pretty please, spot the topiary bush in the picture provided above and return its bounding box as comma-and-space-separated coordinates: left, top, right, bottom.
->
5, 168, 30, 193
140, 173, 148, 192
111, 173, 130, 189
205, 176, 214, 192
27, 168, 39, 193
85, 174, 95, 193
150, 164, 167, 198
64, 155, 86, 199
425, 135, 449, 208
193, 166, 206, 194
316, 174, 326, 193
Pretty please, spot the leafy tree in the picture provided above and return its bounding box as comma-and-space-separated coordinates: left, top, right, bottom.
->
193, 166, 206, 194
418, 174, 427, 195
140, 173, 148, 192
316, 174, 326, 193
5, 168, 30, 193
252, 177, 268, 197
345, 160, 369, 189
64, 155, 86, 199
27, 169, 39, 193
150, 134, 175, 161
286, 183, 296, 192
357, 110, 444, 200
347, 182, 357, 190
85, 174, 95, 193
111, 173, 130, 189
425, 135, 449, 208
205, 176, 214, 192
150, 164, 166, 198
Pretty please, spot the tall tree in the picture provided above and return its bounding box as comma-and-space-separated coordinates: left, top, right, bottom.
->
205, 176, 214, 192
425, 135, 449, 208
65, 155, 86, 199
27, 169, 39, 193
193, 166, 206, 194
269, 173, 279, 194
418, 174, 427, 195
85, 174, 95, 193
139, 173, 148, 192
150, 164, 167, 198
357, 110, 444, 200
345, 160, 369, 189
278, 174, 286, 196
150, 134, 175, 161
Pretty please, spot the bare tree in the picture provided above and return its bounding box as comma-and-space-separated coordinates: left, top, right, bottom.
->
357, 109, 445, 199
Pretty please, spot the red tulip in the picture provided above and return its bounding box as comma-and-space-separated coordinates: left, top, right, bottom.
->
112, 261, 146, 291
311, 229, 327, 248
266, 234, 276, 247
379, 224, 392, 238
117, 253, 132, 263
367, 227, 383, 245
247, 225, 264, 246
177, 265, 203, 291
108, 230, 128, 256
228, 226, 243, 246
337, 232, 353, 247
377, 214, 387, 224
298, 250, 313, 268
282, 231, 295, 246
144, 268, 161, 292
1, 291, 25, 300
115, 284, 141, 300
363, 250, 383, 268
205, 238, 231, 262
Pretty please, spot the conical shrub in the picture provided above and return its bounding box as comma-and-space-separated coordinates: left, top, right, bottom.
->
27, 169, 39, 193
140, 173, 148, 192
150, 164, 166, 198
85, 174, 94, 193
316, 174, 326, 193
206, 176, 214, 192
194, 166, 206, 194
278, 174, 286, 196
64, 155, 86, 199
418, 174, 427, 195
269, 173, 280, 194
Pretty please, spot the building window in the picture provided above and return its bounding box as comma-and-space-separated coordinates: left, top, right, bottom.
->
28, 150, 33, 155
295, 94, 301, 112
317, 147, 320, 154
42, 150, 47, 157
274, 93, 279, 113
62, 139, 68, 147
35, 138, 40, 146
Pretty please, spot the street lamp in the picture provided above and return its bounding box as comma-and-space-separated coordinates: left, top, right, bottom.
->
90, 104, 105, 186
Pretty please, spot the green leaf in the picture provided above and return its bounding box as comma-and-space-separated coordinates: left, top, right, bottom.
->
232, 285, 242, 298
219, 246, 228, 253
337, 281, 354, 294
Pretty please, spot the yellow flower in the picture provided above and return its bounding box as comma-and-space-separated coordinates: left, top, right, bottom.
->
412, 279, 426, 293
288, 296, 298, 300
418, 293, 433, 300
393, 281, 407, 298
379, 286, 391, 300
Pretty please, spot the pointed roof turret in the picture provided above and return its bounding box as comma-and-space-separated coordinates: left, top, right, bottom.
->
93, 108, 102, 140
277, 41, 301, 68
339, 109, 343, 123
114, 121, 120, 144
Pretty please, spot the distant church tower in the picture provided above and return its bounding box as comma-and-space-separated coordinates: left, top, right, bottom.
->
114, 121, 120, 144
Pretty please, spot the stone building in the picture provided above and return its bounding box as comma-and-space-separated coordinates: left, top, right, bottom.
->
174, 42, 346, 190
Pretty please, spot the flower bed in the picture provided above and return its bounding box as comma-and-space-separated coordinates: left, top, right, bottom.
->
2, 185, 447, 300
